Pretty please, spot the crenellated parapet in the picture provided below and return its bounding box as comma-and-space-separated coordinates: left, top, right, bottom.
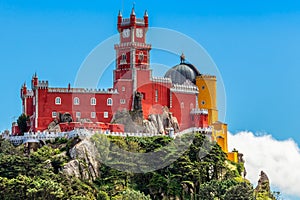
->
200, 74, 216, 80
151, 76, 172, 83
114, 42, 151, 49
171, 82, 199, 94
48, 87, 118, 94
38, 80, 49, 89
190, 108, 209, 115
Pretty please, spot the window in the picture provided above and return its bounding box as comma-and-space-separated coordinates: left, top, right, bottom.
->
120, 53, 127, 64
190, 103, 194, 109
201, 101, 206, 105
122, 86, 125, 92
74, 97, 80, 105
155, 90, 158, 103
138, 52, 144, 62
55, 97, 61, 105
107, 98, 113, 106
90, 97, 96, 105
76, 112, 81, 119
91, 112, 96, 119
52, 111, 57, 118
202, 86, 205, 90
181, 102, 184, 109
120, 99, 126, 104
104, 112, 109, 119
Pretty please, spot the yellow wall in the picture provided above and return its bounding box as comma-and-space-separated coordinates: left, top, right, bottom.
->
227, 152, 239, 163
212, 122, 228, 153
196, 75, 218, 125
196, 74, 239, 163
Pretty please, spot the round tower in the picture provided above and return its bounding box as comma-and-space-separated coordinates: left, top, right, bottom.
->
196, 75, 218, 125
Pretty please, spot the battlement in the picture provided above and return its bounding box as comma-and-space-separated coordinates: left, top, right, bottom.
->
199, 75, 216, 80
191, 108, 209, 115
121, 18, 145, 26
27, 90, 34, 96
114, 42, 151, 49
171, 82, 198, 94
38, 80, 49, 88
151, 76, 172, 83
48, 87, 118, 94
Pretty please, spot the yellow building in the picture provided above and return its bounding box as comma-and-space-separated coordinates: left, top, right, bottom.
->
165, 54, 239, 163
195, 64, 239, 162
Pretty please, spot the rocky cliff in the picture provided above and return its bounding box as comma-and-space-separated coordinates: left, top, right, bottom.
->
255, 171, 276, 200
62, 138, 100, 181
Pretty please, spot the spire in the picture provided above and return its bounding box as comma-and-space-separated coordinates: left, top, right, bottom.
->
180, 53, 186, 63
144, 10, 148, 17
118, 10, 122, 17
33, 72, 37, 78
131, 3, 136, 15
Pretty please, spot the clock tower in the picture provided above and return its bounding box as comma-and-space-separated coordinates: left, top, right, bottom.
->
114, 8, 152, 92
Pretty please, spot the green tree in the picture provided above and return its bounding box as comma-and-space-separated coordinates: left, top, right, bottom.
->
97, 191, 109, 200
17, 113, 29, 134
121, 189, 151, 200
224, 182, 254, 200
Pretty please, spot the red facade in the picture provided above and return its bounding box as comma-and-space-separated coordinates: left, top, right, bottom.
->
15, 9, 208, 135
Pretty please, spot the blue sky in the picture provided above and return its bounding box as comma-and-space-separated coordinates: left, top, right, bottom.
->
0, 0, 300, 198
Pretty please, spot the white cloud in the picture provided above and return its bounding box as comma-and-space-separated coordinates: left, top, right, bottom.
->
228, 131, 300, 198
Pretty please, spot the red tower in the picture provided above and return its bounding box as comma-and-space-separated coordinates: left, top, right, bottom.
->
114, 8, 152, 109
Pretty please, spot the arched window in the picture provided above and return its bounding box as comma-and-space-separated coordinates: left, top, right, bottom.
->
138, 52, 144, 62
74, 97, 80, 105
55, 97, 61, 105
181, 102, 184, 109
107, 98, 113, 106
90, 97, 96, 105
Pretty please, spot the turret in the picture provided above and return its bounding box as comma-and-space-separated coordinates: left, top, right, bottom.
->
117, 10, 122, 31
144, 10, 148, 27
31, 73, 38, 89
130, 7, 136, 26
21, 83, 27, 99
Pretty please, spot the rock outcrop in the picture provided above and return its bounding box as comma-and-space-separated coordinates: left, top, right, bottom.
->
62, 139, 100, 181
47, 119, 61, 132
112, 106, 180, 134
255, 171, 275, 200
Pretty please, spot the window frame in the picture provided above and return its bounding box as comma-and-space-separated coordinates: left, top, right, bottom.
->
74, 97, 80, 105
76, 112, 81, 119
52, 111, 57, 118
107, 98, 113, 106
104, 112, 109, 119
90, 97, 97, 105
55, 97, 61, 105
91, 112, 96, 119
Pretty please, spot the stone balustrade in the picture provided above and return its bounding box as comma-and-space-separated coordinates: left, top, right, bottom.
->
7, 126, 213, 146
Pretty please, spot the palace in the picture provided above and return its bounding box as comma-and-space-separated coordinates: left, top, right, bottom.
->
12, 8, 239, 162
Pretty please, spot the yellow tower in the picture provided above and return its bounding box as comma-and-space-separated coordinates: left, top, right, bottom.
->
196, 75, 218, 125
196, 73, 238, 162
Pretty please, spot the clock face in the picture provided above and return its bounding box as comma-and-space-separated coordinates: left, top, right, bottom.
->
136, 28, 143, 38
122, 29, 130, 38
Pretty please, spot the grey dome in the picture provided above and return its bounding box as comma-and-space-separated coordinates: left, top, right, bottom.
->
165, 62, 201, 84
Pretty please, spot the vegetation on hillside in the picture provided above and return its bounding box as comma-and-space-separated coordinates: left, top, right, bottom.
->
0, 133, 279, 199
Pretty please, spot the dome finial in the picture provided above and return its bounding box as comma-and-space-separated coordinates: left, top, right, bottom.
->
180, 53, 186, 63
